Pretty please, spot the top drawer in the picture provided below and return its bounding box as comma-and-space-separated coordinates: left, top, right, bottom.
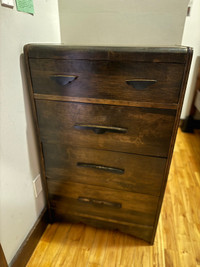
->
29, 59, 185, 104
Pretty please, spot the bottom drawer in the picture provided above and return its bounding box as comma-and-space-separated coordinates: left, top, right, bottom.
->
47, 180, 159, 228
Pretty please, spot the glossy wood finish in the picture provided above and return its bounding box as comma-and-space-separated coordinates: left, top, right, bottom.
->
34, 93, 178, 110
24, 45, 192, 244
25, 44, 189, 63
26, 129, 200, 267
30, 59, 184, 104
36, 100, 176, 157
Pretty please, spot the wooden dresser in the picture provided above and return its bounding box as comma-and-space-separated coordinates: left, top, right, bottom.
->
24, 45, 192, 244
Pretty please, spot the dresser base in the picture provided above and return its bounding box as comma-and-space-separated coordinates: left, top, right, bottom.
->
51, 210, 154, 244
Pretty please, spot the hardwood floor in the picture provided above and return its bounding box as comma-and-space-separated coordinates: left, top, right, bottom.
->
26, 128, 200, 267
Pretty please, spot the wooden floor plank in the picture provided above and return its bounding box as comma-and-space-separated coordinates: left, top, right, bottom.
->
74, 226, 96, 267
53, 223, 85, 267
88, 229, 109, 266
26, 129, 200, 267
117, 234, 135, 267
26, 223, 59, 267
102, 230, 124, 267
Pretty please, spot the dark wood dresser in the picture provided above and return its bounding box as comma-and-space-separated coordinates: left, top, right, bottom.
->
24, 45, 192, 244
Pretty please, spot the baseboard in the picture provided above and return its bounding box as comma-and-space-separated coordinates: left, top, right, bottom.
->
180, 116, 200, 132
10, 208, 49, 267
0, 243, 8, 267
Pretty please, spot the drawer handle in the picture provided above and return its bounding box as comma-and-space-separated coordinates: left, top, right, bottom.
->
77, 162, 124, 174
126, 79, 157, 90
50, 75, 77, 86
78, 197, 122, 209
74, 124, 127, 134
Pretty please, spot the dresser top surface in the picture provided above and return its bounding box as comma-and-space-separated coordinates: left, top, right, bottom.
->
24, 44, 192, 63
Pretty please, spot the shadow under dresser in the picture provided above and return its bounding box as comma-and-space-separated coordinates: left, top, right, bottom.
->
24, 45, 192, 244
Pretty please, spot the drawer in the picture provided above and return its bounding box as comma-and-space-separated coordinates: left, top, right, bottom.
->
47, 180, 159, 227
43, 144, 167, 196
36, 100, 176, 157
30, 59, 185, 104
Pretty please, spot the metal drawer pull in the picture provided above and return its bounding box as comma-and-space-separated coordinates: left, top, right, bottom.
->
77, 162, 124, 174
50, 75, 77, 86
126, 79, 157, 90
78, 197, 122, 209
74, 124, 127, 134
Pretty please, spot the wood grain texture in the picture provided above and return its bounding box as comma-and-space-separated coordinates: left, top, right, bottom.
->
50, 213, 153, 244
47, 180, 158, 227
36, 100, 176, 157
24, 44, 189, 63
30, 59, 184, 104
24, 45, 192, 245
26, 129, 200, 267
34, 93, 178, 110
43, 144, 166, 196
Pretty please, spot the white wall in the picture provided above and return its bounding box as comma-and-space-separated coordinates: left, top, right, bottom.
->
58, 0, 189, 46
181, 0, 200, 119
0, 1, 60, 264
